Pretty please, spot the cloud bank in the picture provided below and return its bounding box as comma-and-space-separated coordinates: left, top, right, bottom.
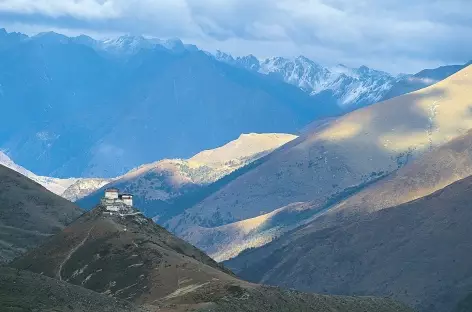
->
0, 0, 471, 73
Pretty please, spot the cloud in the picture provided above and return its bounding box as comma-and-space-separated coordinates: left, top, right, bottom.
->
0, 0, 471, 73
0, 0, 119, 19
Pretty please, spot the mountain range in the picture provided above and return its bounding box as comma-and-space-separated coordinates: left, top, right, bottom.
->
215, 65, 472, 312
157, 64, 472, 263
0, 29, 339, 178
1, 28, 468, 179
2, 27, 472, 312
215, 52, 470, 110
0, 167, 412, 312
215, 52, 398, 109
74, 64, 472, 265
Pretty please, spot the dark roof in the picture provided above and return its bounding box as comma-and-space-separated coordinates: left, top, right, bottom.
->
105, 188, 119, 192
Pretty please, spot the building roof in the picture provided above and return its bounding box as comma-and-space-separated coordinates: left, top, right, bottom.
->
121, 194, 133, 197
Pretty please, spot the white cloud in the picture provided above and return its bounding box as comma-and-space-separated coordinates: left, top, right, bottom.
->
0, 0, 471, 73
0, 0, 119, 19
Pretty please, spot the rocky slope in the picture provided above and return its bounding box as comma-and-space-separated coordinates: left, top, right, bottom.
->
77, 133, 296, 221
0, 164, 83, 263
230, 174, 472, 312
165, 65, 472, 261
0, 29, 339, 178
8, 200, 412, 312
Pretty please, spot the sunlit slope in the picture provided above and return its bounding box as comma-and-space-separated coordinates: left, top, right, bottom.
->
166, 65, 472, 260
226, 129, 472, 269
77, 133, 296, 220
314, 129, 472, 229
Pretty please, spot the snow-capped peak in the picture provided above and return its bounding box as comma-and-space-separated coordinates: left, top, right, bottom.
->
213, 52, 397, 108
101, 35, 154, 54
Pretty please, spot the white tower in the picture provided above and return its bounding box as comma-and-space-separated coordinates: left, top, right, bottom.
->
121, 194, 133, 207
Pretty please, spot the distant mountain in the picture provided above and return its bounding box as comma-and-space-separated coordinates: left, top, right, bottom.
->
215, 52, 398, 109
0, 28, 27, 50
0, 29, 339, 178
0, 151, 111, 199
77, 133, 297, 221
382, 63, 469, 100
9, 199, 412, 312
0, 164, 82, 263
215, 51, 471, 111
75, 34, 198, 56
230, 174, 472, 312
62, 178, 114, 201
164, 65, 472, 262
0, 151, 78, 195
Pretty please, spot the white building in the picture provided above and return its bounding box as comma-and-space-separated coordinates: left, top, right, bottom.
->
102, 188, 134, 213
121, 194, 133, 206
104, 188, 119, 200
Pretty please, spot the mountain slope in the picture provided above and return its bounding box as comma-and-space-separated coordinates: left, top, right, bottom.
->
9, 199, 412, 312
308, 128, 472, 230
0, 30, 339, 178
227, 128, 472, 270
0, 267, 149, 312
165, 65, 472, 261
0, 268, 410, 312
77, 133, 296, 221
232, 174, 472, 312
0, 164, 83, 263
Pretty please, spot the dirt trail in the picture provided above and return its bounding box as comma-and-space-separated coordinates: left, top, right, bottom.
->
57, 226, 95, 281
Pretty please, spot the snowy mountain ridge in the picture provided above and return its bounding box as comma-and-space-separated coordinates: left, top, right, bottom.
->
214, 51, 399, 108
0, 151, 78, 195
2, 29, 451, 111
0, 151, 112, 199
2, 30, 198, 56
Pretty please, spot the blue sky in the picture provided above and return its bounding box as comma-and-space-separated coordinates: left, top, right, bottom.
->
0, 0, 471, 74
